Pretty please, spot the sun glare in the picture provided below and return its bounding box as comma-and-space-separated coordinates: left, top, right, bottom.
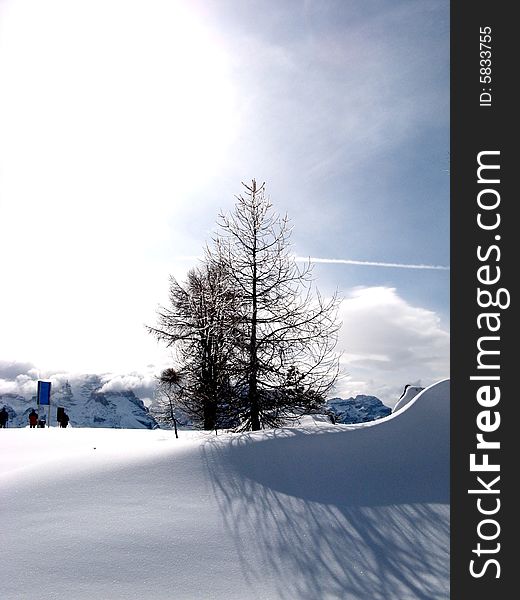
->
0, 0, 236, 215
0, 0, 236, 370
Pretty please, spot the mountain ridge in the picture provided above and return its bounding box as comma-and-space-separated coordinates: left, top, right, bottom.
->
1, 375, 421, 428
0, 374, 158, 429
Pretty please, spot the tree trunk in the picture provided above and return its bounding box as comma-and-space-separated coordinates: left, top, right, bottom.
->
248, 183, 261, 431
248, 293, 260, 429
203, 396, 217, 430
168, 397, 179, 438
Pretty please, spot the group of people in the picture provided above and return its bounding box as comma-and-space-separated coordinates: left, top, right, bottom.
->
0, 406, 69, 428
28, 409, 70, 428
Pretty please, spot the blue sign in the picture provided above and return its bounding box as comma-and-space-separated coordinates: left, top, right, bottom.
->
37, 381, 51, 406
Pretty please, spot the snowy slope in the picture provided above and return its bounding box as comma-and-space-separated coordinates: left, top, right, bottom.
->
392, 384, 425, 413
0, 379, 449, 600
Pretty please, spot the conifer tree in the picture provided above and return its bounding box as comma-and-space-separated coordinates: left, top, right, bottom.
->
214, 180, 340, 430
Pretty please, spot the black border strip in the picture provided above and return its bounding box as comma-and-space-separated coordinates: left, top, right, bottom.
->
451, 2, 515, 596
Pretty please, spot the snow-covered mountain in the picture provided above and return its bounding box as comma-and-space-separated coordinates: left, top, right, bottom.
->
1, 373, 417, 429
326, 394, 391, 424
0, 375, 158, 429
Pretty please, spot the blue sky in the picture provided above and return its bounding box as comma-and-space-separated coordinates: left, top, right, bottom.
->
0, 0, 449, 403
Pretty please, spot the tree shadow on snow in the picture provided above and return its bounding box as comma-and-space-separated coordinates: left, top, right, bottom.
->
201, 382, 449, 599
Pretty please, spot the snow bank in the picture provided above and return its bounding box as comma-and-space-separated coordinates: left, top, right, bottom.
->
391, 384, 425, 413
1, 379, 449, 600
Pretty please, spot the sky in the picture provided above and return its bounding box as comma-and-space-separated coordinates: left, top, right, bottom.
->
0, 0, 449, 404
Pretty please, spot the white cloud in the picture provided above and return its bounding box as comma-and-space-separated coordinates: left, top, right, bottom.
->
335, 287, 449, 405
0, 361, 36, 381
99, 372, 157, 396
0, 365, 160, 406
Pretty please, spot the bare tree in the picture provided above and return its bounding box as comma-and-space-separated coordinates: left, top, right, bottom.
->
148, 259, 240, 430
214, 180, 341, 430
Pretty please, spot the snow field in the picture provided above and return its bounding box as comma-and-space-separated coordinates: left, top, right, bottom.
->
1, 380, 449, 600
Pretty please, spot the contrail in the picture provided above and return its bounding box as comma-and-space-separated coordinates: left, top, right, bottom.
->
294, 256, 450, 271
175, 255, 450, 271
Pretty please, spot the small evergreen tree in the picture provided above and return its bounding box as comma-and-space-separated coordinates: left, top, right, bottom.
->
152, 368, 182, 437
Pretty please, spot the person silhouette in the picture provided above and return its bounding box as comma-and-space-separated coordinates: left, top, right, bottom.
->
29, 409, 38, 428
59, 411, 70, 428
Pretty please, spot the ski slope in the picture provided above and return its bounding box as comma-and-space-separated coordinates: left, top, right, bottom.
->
0, 379, 449, 600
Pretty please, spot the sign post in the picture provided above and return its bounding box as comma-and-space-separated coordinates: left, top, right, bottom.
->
37, 380, 51, 427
